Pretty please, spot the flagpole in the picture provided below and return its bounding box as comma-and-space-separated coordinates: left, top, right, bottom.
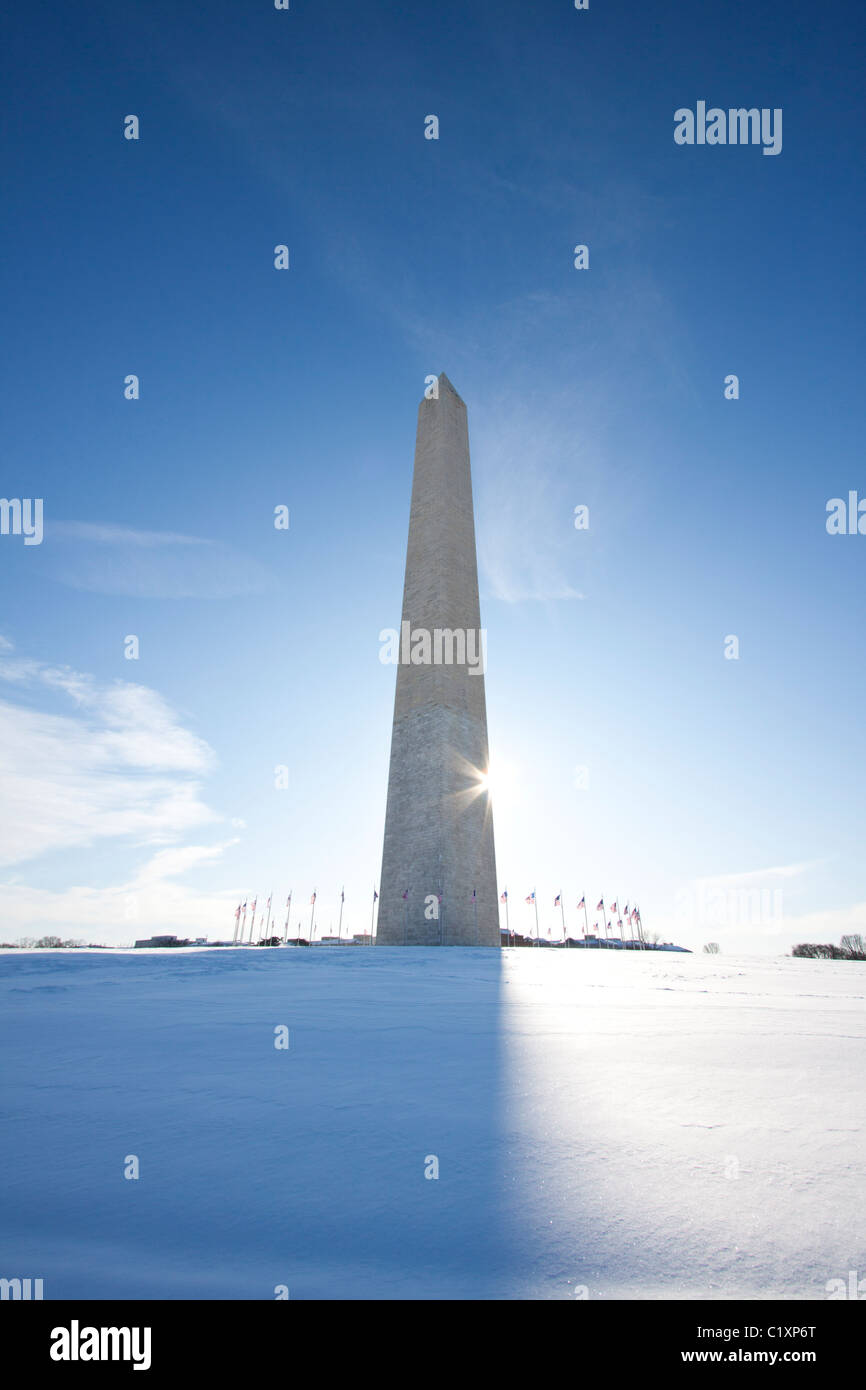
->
533, 890, 539, 946
403, 892, 408, 947
505, 893, 510, 941
239, 900, 247, 944
370, 888, 377, 945
310, 892, 316, 943
559, 894, 566, 943
473, 889, 479, 945
265, 893, 272, 940
248, 899, 256, 944
284, 893, 292, 944
337, 888, 344, 944
583, 900, 589, 939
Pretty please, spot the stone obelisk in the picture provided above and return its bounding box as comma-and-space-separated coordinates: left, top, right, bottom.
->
377, 374, 499, 946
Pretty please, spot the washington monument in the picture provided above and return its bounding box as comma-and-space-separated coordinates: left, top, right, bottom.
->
377, 374, 499, 946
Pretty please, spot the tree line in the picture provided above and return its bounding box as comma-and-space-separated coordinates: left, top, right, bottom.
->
792, 935, 866, 961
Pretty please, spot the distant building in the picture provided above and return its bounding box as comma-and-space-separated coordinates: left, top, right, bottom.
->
134, 935, 193, 948
499, 929, 691, 954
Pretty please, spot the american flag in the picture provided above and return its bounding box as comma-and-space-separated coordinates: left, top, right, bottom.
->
525, 891, 535, 905
471, 888, 476, 902
500, 890, 508, 903
373, 889, 378, 901
310, 892, 316, 905
554, 893, 561, 906
577, 896, 585, 910
402, 889, 409, 900
610, 900, 617, 914
596, 899, 604, 912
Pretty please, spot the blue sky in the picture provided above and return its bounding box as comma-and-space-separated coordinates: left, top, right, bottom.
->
1, 0, 864, 951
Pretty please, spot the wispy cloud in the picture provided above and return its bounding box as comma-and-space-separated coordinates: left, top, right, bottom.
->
673, 861, 831, 950
473, 382, 601, 604
55, 522, 212, 548
694, 862, 820, 889
46, 521, 274, 599
0, 638, 219, 868
132, 842, 236, 885
780, 901, 866, 943
0, 841, 242, 943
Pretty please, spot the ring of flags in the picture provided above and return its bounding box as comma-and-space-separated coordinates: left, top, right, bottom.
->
231, 887, 644, 945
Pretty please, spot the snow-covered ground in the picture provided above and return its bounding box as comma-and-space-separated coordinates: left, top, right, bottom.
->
1, 946, 863, 1299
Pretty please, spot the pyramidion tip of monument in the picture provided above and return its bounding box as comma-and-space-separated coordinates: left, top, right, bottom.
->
435, 371, 465, 404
